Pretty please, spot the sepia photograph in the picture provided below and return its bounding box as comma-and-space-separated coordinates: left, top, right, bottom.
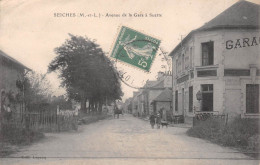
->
0, 0, 259, 164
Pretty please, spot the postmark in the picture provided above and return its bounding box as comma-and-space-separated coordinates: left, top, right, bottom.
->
110, 47, 171, 89
109, 26, 171, 89
110, 26, 161, 72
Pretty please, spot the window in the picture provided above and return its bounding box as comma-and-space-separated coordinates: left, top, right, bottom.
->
182, 54, 184, 72
175, 90, 178, 111
178, 59, 181, 73
201, 84, 213, 92
189, 86, 193, 112
176, 59, 178, 76
177, 57, 182, 74
185, 56, 189, 69
182, 88, 184, 114
246, 84, 259, 113
201, 84, 213, 111
190, 47, 193, 68
201, 41, 214, 66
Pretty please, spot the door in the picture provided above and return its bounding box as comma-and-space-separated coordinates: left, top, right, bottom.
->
201, 84, 213, 111
175, 90, 178, 112
189, 86, 193, 112
182, 88, 184, 115
246, 84, 259, 113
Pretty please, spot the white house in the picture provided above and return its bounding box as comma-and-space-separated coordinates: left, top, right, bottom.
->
169, 1, 260, 124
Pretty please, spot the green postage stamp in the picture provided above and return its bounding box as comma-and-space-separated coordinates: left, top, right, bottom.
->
110, 26, 161, 72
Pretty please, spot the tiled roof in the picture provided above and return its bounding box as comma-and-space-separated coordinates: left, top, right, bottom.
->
198, 0, 260, 30
0, 49, 30, 70
169, 0, 260, 57
152, 88, 172, 102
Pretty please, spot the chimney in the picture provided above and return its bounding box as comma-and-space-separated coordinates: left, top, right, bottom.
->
157, 72, 164, 80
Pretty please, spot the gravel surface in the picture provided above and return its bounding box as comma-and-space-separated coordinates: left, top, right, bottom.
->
1, 114, 258, 165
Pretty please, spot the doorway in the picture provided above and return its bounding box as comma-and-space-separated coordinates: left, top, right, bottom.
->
246, 84, 259, 113
182, 88, 184, 115
189, 86, 193, 112
201, 84, 213, 111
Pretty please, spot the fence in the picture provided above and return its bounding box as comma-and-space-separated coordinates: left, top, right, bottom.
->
193, 111, 228, 127
1, 110, 78, 132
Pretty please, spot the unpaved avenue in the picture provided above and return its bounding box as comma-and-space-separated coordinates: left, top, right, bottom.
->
1, 114, 258, 165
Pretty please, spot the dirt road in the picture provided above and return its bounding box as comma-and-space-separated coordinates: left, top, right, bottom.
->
1, 114, 258, 165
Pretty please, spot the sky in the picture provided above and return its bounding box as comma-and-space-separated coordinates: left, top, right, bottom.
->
1, 0, 259, 101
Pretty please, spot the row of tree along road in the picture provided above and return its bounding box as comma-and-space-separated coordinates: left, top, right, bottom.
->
48, 34, 123, 112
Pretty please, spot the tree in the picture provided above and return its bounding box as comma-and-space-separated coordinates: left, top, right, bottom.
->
48, 34, 122, 112
16, 71, 52, 112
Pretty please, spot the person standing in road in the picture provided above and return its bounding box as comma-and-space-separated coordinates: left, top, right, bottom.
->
156, 113, 161, 129
149, 113, 156, 129
114, 105, 119, 119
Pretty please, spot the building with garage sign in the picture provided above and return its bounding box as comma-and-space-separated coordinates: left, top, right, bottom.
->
169, 0, 260, 124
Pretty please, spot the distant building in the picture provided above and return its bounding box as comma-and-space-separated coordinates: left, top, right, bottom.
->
132, 91, 140, 116
151, 88, 172, 120
122, 98, 132, 113
133, 72, 172, 117
169, 1, 260, 124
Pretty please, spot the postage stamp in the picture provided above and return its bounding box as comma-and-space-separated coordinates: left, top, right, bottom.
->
110, 26, 161, 72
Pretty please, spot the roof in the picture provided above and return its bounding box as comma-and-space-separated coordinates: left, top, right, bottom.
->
0, 49, 30, 70
133, 91, 140, 98
198, 0, 260, 30
152, 88, 172, 102
143, 80, 164, 89
169, 0, 260, 57
144, 80, 158, 87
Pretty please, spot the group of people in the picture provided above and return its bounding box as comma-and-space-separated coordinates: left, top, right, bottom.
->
149, 112, 162, 129
113, 105, 123, 118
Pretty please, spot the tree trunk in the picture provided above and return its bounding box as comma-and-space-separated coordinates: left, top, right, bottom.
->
94, 102, 98, 112
89, 100, 94, 114
81, 97, 87, 112
98, 101, 103, 112
88, 99, 91, 113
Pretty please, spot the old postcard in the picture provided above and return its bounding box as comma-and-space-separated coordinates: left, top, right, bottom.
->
0, 0, 259, 165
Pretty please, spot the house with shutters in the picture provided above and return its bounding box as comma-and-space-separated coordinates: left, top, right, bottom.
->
0, 50, 30, 122
169, 0, 260, 124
